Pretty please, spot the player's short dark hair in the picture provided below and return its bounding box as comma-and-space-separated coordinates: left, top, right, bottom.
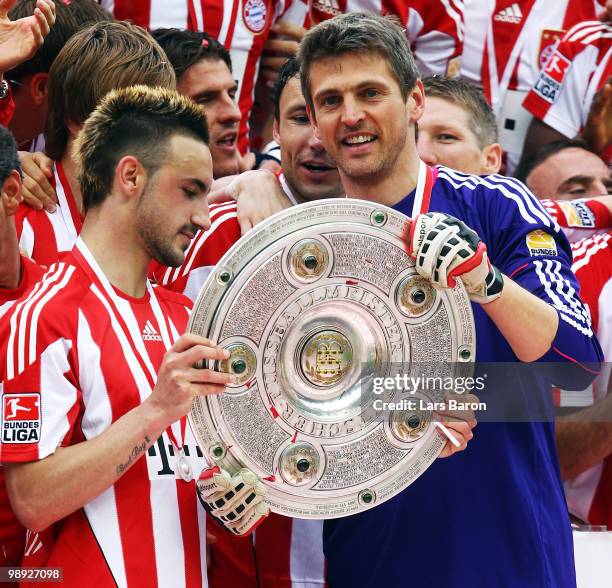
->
152, 28, 233, 80
0, 126, 21, 184
514, 139, 596, 183
45, 20, 176, 161
75, 85, 209, 211
299, 12, 419, 115
8, 0, 112, 81
273, 57, 301, 121
422, 76, 499, 148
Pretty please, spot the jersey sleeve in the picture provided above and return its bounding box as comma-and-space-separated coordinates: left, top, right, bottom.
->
0, 266, 81, 463
152, 202, 241, 302
476, 175, 603, 385
540, 197, 612, 242
522, 21, 612, 138
0, 256, 46, 319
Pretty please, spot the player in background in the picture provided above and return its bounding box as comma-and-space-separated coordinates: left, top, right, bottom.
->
298, 12, 601, 586
152, 28, 256, 178
461, 0, 606, 174
520, 19, 612, 167
0, 85, 265, 586
97, 0, 297, 154
517, 139, 612, 200
13, 20, 176, 267
7, 0, 111, 154
0, 0, 56, 128
417, 75, 502, 175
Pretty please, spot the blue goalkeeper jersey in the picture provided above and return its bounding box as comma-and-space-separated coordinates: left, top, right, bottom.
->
323, 167, 603, 588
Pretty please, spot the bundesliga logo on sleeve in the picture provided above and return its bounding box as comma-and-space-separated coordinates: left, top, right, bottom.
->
558, 201, 596, 228
2, 393, 41, 443
533, 52, 571, 103
526, 230, 558, 256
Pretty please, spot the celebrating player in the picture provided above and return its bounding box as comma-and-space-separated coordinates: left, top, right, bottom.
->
0, 86, 262, 585
296, 12, 602, 587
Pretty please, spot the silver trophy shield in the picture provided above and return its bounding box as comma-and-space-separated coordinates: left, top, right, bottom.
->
188, 199, 475, 519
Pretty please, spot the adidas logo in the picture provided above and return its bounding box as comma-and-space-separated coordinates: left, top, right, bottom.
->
494, 3, 522, 23
312, 0, 341, 16
142, 320, 162, 342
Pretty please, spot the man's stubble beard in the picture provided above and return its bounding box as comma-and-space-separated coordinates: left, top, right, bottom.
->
136, 185, 186, 268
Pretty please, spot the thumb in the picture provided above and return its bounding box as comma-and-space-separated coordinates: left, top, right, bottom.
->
33, 152, 54, 178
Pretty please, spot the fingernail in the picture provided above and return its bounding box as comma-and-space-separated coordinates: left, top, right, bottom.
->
46, 204, 56, 213
222, 349, 230, 358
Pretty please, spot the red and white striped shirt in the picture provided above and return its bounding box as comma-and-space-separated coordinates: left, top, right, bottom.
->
99, 0, 289, 153
0, 256, 46, 568
0, 239, 211, 587
15, 161, 82, 267
462, 0, 603, 107
523, 20, 612, 149
279, 0, 464, 77
563, 231, 612, 525
461, 0, 604, 171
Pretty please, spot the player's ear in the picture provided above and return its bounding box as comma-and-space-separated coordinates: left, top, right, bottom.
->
481, 143, 502, 175
1, 171, 23, 216
30, 73, 49, 106
272, 118, 281, 144
115, 156, 146, 198
408, 80, 425, 123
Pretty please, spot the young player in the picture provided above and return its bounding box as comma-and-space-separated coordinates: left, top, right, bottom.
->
0, 86, 261, 586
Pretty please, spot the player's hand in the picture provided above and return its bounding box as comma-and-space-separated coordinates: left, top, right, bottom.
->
583, 79, 612, 158
0, 0, 55, 73
408, 212, 504, 304
209, 169, 291, 235
435, 393, 478, 458
260, 22, 305, 83
18, 151, 56, 212
197, 466, 269, 536
148, 334, 234, 426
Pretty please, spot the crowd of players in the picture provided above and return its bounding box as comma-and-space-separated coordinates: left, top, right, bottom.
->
0, 0, 611, 586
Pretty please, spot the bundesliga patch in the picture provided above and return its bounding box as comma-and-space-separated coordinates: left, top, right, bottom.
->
242, 0, 268, 34
558, 201, 596, 228
526, 230, 557, 256
2, 393, 41, 444
533, 52, 571, 104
